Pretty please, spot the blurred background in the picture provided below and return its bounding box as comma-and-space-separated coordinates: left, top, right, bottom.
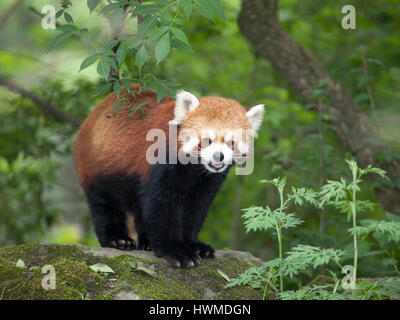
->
0, 0, 399, 284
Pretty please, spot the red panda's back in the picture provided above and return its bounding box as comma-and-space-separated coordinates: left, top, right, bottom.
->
74, 85, 175, 187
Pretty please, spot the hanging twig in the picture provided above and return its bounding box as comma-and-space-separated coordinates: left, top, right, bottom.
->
0, 76, 82, 128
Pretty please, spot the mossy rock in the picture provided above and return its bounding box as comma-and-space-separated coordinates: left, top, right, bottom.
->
0, 243, 263, 300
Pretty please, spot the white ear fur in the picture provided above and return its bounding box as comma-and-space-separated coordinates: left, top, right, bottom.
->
246, 104, 265, 136
169, 90, 200, 125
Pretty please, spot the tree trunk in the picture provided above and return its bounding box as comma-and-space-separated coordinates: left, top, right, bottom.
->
238, 0, 400, 214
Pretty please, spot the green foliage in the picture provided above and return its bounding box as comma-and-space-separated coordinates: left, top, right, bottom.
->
350, 220, 400, 244
47, 0, 225, 107
265, 245, 344, 278
228, 160, 400, 300
278, 285, 345, 300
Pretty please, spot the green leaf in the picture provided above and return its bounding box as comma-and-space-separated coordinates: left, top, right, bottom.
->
129, 261, 158, 278
48, 32, 72, 52
155, 33, 170, 64
127, 39, 143, 49
96, 60, 110, 80
16, 259, 26, 268
193, 0, 215, 21
93, 83, 112, 96
160, 13, 173, 25
116, 45, 127, 65
87, 0, 101, 13
114, 99, 123, 114
121, 79, 132, 93
79, 55, 98, 71
104, 39, 119, 49
113, 81, 121, 98
55, 9, 64, 19
171, 27, 190, 46
156, 84, 166, 102
138, 16, 157, 39
217, 269, 231, 282
172, 39, 194, 53
64, 12, 74, 24
134, 4, 161, 15
148, 26, 170, 41
101, 56, 118, 71
89, 263, 114, 273
183, 0, 193, 19
101, 47, 115, 57
135, 45, 147, 70
204, 0, 225, 21
59, 24, 78, 33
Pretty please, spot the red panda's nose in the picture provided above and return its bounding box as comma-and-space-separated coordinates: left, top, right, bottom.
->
213, 152, 224, 162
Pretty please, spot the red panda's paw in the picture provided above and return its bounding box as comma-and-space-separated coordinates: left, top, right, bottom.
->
105, 237, 137, 250
185, 240, 215, 259
154, 243, 201, 269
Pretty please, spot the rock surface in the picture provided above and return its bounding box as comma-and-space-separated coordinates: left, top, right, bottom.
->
0, 243, 263, 300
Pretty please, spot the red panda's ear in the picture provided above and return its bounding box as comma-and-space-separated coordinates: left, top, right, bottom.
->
246, 104, 265, 137
169, 90, 199, 125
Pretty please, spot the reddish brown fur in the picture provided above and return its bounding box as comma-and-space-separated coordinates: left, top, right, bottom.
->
181, 97, 250, 132
74, 86, 252, 186
74, 85, 174, 186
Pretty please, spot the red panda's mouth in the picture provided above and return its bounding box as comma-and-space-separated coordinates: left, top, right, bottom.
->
208, 162, 225, 170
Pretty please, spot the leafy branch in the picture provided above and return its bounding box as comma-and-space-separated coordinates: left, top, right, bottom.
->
47, 0, 225, 109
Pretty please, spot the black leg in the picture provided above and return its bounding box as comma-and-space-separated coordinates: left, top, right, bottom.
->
181, 200, 216, 258
85, 187, 136, 250
142, 194, 200, 268
141, 165, 200, 268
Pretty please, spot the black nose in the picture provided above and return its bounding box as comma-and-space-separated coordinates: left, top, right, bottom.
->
213, 152, 224, 162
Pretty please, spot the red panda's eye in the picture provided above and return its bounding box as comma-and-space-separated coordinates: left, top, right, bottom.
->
202, 138, 212, 147
226, 140, 234, 148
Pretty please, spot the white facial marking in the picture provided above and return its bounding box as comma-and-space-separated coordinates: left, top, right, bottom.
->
237, 141, 249, 155
201, 141, 233, 173
224, 131, 233, 142
204, 129, 215, 141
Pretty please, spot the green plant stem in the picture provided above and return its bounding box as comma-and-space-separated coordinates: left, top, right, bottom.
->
275, 220, 284, 293
351, 182, 358, 296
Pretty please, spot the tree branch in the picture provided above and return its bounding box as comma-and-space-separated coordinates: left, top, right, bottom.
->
0, 77, 82, 128
238, 0, 400, 214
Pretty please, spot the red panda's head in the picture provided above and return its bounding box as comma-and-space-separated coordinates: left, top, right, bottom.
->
170, 90, 264, 173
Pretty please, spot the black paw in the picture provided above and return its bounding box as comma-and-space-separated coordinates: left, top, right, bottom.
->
186, 240, 215, 259
105, 237, 136, 250
154, 243, 201, 269
137, 238, 152, 251
137, 243, 152, 251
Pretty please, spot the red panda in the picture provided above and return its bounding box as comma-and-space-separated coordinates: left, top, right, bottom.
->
74, 84, 264, 268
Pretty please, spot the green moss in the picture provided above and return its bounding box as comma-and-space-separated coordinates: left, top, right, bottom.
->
0, 243, 262, 300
